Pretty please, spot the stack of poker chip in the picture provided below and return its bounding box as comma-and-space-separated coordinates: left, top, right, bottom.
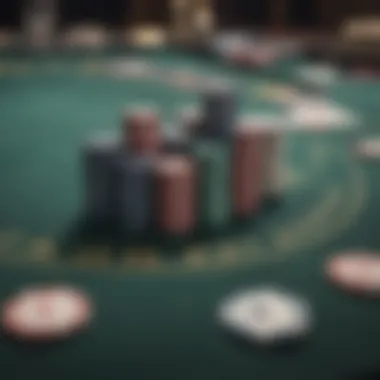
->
83, 87, 285, 238
232, 120, 265, 217
83, 133, 120, 224
155, 156, 196, 235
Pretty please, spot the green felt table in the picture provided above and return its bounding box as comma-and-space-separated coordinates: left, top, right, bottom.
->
0, 47, 378, 380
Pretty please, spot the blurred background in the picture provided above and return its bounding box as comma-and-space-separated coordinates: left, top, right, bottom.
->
0, 0, 377, 40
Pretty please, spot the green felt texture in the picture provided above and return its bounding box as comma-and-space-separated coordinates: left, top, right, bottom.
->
0, 49, 375, 380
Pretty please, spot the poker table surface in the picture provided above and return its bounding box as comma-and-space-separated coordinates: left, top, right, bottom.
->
0, 46, 378, 380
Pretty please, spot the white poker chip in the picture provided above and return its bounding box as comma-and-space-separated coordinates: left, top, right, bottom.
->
356, 139, 380, 159
2, 286, 93, 342
217, 287, 312, 345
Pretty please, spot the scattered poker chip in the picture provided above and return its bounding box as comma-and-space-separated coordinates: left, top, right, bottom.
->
355, 138, 380, 159
217, 286, 312, 346
2, 286, 93, 342
326, 251, 380, 295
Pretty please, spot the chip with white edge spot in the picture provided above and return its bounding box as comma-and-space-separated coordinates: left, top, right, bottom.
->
2, 285, 93, 342
217, 286, 312, 345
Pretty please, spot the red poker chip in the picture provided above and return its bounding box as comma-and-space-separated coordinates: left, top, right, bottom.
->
2, 286, 93, 342
326, 252, 380, 296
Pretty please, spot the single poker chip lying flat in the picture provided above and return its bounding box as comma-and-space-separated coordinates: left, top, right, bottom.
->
217, 286, 312, 346
2, 286, 93, 342
326, 251, 380, 295
355, 139, 380, 160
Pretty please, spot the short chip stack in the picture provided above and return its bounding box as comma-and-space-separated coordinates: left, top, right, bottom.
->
156, 156, 196, 235
83, 86, 285, 239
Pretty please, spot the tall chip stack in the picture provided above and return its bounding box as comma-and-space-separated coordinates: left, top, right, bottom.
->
111, 155, 154, 235
193, 141, 231, 230
83, 134, 119, 223
155, 156, 196, 236
201, 85, 237, 139
111, 106, 162, 234
233, 120, 265, 218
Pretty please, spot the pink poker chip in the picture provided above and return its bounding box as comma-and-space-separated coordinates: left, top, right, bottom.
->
2, 286, 93, 342
326, 251, 380, 296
